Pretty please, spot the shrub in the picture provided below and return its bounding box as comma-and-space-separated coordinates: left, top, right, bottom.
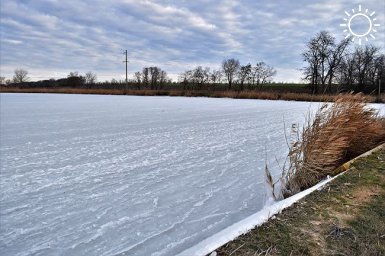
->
270, 93, 385, 199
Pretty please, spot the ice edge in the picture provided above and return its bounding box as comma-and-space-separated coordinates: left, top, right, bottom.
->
177, 174, 341, 256
178, 143, 385, 256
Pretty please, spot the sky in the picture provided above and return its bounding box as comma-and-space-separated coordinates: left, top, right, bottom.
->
0, 0, 384, 83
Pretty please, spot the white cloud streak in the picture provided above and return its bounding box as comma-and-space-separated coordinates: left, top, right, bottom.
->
0, 0, 383, 82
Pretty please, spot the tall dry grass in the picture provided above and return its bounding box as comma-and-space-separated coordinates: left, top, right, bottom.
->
269, 93, 385, 199
1, 86, 381, 103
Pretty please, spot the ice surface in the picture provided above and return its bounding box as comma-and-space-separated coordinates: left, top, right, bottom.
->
1, 93, 380, 256
178, 175, 339, 256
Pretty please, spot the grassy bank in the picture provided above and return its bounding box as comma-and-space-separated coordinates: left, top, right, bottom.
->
1, 86, 382, 103
215, 146, 385, 255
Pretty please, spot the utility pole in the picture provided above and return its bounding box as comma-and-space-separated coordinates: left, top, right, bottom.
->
378, 61, 383, 103
123, 50, 128, 93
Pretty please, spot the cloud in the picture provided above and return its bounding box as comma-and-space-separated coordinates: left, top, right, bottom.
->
0, 0, 383, 82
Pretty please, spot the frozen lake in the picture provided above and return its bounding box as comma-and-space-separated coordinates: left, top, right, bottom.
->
1, 93, 317, 255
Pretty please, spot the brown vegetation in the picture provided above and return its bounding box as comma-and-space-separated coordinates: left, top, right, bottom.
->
276, 93, 385, 198
1, 86, 382, 103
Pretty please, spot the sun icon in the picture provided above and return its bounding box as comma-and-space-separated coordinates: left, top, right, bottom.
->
340, 4, 380, 45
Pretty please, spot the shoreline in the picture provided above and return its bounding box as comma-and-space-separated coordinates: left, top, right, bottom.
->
1, 86, 383, 103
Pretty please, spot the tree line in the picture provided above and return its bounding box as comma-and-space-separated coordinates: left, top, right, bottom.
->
133, 67, 170, 90
303, 31, 384, 94
0, 70, 98, 88
176, 59, 276, 91
2, 30, 383, 95
129, 59, 276, 91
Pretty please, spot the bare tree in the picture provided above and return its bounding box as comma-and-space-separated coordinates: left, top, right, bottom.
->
259, 63, 276, 85
238, 64, 252, 91
85, 71, 97, 86
252, 62, 276, 88
68, 71, 79, 78
141, 66, 166, 89
210, 69, 222, 84
149, 67, 160, 89
159, 70, 168, 89
337, 54, 356, 89
192, 66, 211, 89
13, 69, 29, 84
323, 38, 351, 93
0, 77, 5, 85
222, 58, 240, 89
203, 67, 210, 85
193, 66, 205, 88
142, 68, 149, 87
353, 45, 379, 91
335, 45, 383, 92
134, 71, 142, 89
179, 70, 193, 90
302, 31, 334, 93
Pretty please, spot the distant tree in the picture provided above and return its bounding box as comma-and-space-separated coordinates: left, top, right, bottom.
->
13, 68, 29, 84
323, 38, 350, 93
252, 62, 276, 88
238, 64, 252, 91
140, 66, 167, 89
68, 71, 79, 77
210, 69, 222, 84
259, 63, 277, 86
142, 68, 149, 87
193, 66, 205, 89
134, 71, 142, 89
149, 67, 160, 89
203, 67, 210, 85
377, 55, 385, 95
302, 31, 351, 94
85, 71, 97, 86
67, 71, 85, 87
178, 70, 193, 90
159, 70, 168, 89
0, 76, 5, 85
337, 54, 356, 88
353, 45, 380, 91
222, 58, 240, 89
374, 54, 385, 92
302, 31, 334, 93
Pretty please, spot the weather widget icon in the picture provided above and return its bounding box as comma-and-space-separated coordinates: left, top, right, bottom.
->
340, 4, 380, 45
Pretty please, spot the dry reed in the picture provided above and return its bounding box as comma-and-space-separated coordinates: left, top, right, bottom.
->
1, 86, 381, 103
269, 93, 385, 199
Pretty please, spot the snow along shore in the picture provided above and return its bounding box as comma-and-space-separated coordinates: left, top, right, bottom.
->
177, 176, 339, 256
178, 143, 385, 256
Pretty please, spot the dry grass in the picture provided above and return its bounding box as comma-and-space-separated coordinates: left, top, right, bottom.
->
274, 93, 385, 198
1, 86, 381, 103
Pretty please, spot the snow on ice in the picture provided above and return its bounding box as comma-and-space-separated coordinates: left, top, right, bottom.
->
1, 93, 383, 256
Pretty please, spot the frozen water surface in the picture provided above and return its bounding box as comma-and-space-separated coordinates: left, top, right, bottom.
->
1, 93, 317, 255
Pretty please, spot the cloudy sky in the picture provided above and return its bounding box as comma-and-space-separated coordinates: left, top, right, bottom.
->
1, 0, 384, 82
